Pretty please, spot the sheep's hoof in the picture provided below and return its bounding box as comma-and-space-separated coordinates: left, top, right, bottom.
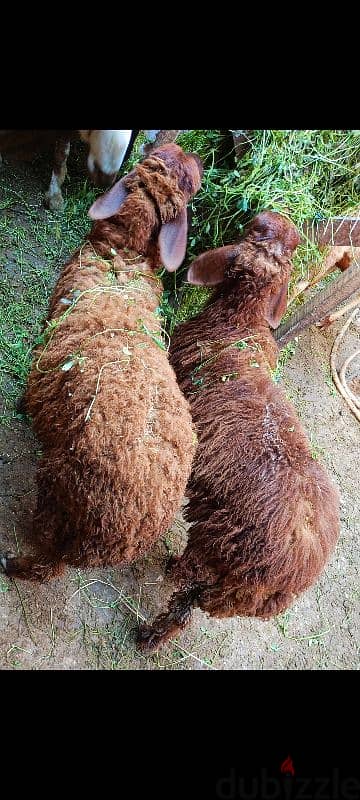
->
0, 553, 12, 572
165, 554, 180, 575
16, 394, 27, 415
44, 191, 64, 212
136, 624, 163, 653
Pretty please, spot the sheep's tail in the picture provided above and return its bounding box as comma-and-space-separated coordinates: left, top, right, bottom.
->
0, 554, 64, 582
137, 584, 201, 653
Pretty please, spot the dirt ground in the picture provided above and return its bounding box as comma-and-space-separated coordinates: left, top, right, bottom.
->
0, 150, 359, 670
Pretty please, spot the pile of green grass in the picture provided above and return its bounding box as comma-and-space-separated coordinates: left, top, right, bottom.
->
157, 130, 360, 332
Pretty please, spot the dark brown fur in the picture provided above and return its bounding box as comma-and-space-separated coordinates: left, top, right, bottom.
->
0, 130, 75, 159
137, 211, 340, 652
2, 144, 202, 582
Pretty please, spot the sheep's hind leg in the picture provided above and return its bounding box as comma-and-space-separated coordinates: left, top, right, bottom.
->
0, 553, 64, 582
44, 138, 71, 211
137, 585, 200, 653
165, 554, 181, 574
16, 393, 28, 415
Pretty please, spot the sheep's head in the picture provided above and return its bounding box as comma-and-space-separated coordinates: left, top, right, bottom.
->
187, 211, 301, 328
149, 142, 203, 202
88, 143, 203, 272
243, 211, 301, 260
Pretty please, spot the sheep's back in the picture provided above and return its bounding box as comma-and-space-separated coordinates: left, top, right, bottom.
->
25, 286, 195, 559
170, 355, 339, 615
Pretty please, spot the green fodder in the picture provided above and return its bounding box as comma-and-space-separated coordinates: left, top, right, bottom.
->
159, 130, 360, 331
0, 172, 99, 422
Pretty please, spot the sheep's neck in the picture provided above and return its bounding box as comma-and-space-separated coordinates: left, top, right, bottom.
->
89, 205, 161, 274
205, 280, 275, 341
84, 236, 162, 303
46, 244, 163, 327
183, 281, 280, 383
111, 251, 163, 303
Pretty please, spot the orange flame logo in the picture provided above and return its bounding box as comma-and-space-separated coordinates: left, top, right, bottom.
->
281, 755, 295, 776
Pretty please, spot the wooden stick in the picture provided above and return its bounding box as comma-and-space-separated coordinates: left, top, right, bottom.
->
303, 216, 360, 246
275, 261, 360, 347
316, 292, 360, 327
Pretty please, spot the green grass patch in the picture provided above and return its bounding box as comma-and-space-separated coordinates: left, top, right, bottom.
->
0, 170, 98, 423
271, 340, 298, 383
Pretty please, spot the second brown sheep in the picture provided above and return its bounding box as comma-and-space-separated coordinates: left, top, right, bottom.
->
137, 211, 340, 651
1, 143, 202, 582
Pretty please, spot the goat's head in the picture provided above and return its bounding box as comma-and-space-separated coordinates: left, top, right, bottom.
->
187, 211, 300, 328
88, 143, 203, 272
79, 130, 132, 186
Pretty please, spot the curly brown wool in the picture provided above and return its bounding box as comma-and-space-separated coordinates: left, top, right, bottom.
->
137, 211, 340, 652
2, 144, 202, 582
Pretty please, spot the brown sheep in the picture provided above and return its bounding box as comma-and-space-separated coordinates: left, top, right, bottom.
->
1, 143, 203, 582
137, 211, 340, 652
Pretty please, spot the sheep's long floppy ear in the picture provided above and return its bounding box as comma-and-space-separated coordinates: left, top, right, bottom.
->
265, 279, 289, 328
158, 207, 188, 272
187, 245, 241, 286
88, 177, 130, 220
